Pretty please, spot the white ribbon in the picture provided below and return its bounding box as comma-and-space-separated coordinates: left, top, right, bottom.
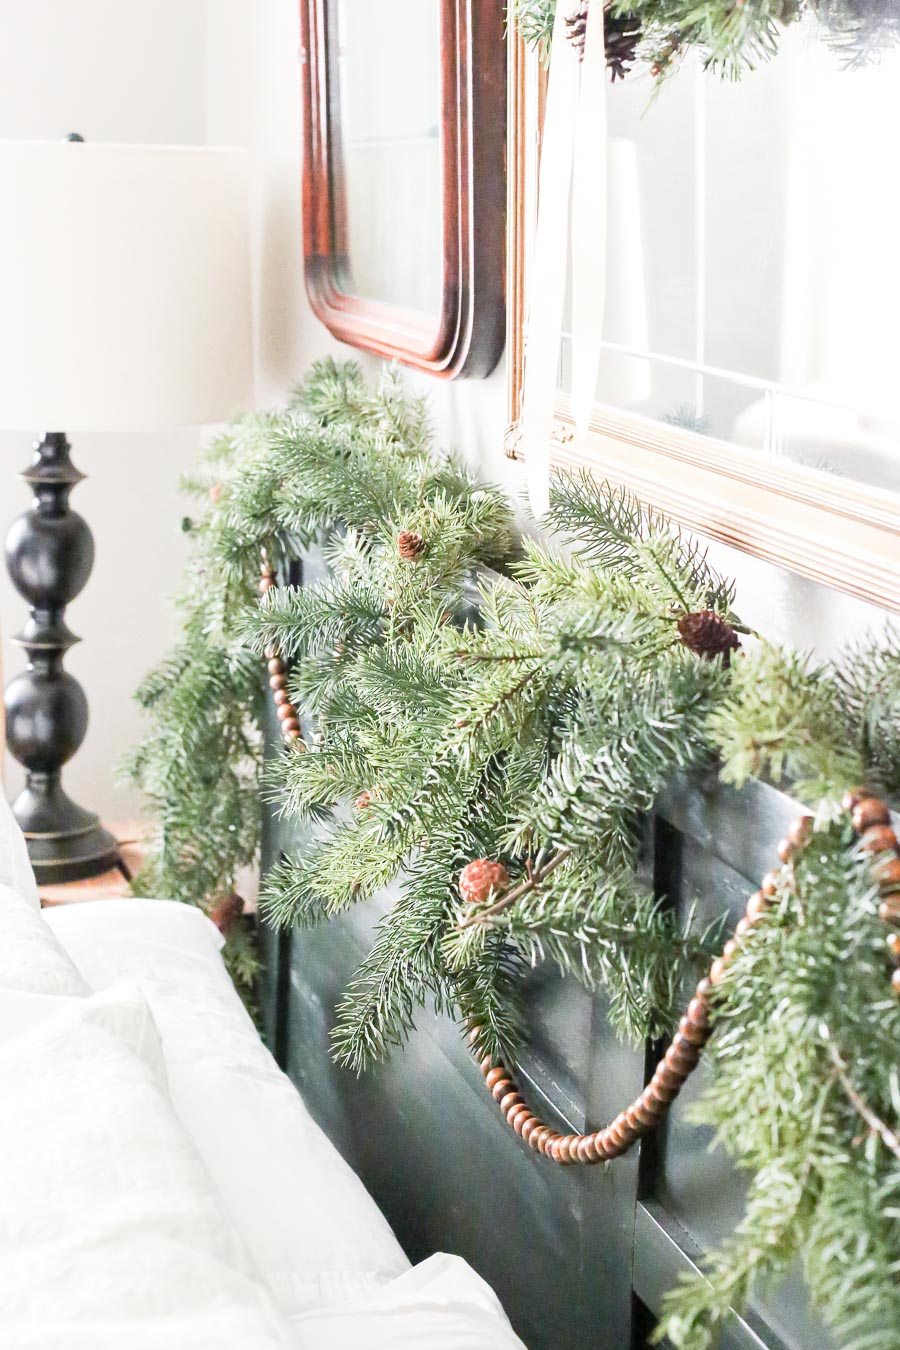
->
521, 2, 609, 516
521, 4, 578, 517
571, 0, 608, 435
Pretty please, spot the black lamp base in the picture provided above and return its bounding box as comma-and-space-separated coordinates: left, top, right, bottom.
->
11, 776, 120, 885
4, 433, 121, 885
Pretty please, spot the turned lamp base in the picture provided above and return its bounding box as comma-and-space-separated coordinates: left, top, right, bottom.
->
11, 778, 119, 885
3, 432, 121, 885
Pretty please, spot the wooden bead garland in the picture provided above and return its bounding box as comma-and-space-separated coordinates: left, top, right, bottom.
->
260, 558, 305, 751
472, 793, 900, 1165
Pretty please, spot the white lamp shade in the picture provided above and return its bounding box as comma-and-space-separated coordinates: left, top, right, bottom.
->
0, 141, 254, 431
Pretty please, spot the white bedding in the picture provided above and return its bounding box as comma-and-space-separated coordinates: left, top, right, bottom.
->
29, 895, 526, 1348
0, 983, 297, 1350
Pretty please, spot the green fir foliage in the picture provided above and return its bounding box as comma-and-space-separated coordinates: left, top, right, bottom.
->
130, 358, 900, 1344
510, 0, 900, 82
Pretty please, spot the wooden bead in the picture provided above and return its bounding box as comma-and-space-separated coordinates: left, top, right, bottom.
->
879, 898, 900, 924
852, 798, 891, 833
686, 996, 709, 1028
479, 1055, 493, 1076
577, 1135, 599, 1164
561, 1136, 581, 1164
632, 1099, 657, 1128
531, 1126, 551, 1153
485, 1067, 505, 1090
662, 1047, 688, 1079
842, 790, 861, 813
269, 673, 287, 691
776, 838, 795, 865
893, 969, 900, 998
283, 729, 304, 745
873, 856, 900, 892
281, 718, 301, 735
510, 1105, 531, 1133
671, 1030, 700, 1057
694, 977, 712, 1000
650, 1080, 681, 1104
491, 1078, 513, 1102
735, 917, 752, 940
860, 825, 898, 855
722, 938, 740, 962
787, 815, 814, 849
654, 1061, 683, 1091
267, 657, 286, 676
521, 1117, 541, 1146
500, 1091, 524, 1116
761, 870, 781, 897
886, 932, 900, 962
746, 891, 770, 922
276, 702, 297, 722
678, 1016, 707, 1046
709, 957, 729, 985
607, 1118, 631, 1148
273, 688, 289, 706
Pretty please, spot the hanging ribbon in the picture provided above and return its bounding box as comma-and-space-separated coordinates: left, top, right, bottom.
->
521, 4, 578, 518
570, 0, 608, 435
521, 2, 609, 516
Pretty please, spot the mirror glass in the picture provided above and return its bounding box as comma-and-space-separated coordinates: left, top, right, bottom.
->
560, 20, 900, 496
330, 0, 444, 318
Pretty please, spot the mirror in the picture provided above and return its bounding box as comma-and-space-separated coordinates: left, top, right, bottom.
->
331, 0, 443, 317
559, 23, 900, 497
300, 0, 506, 378
507, 20, 900, 611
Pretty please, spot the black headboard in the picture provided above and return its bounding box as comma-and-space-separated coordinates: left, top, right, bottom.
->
257, 563, 830, 1349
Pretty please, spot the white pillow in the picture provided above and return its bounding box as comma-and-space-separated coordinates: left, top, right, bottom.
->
46, 899, 412, 1314
0, 983, 297, 1350
0, 882, 88, 996
0, 791, 40, 909
289, 1253, 527, 1348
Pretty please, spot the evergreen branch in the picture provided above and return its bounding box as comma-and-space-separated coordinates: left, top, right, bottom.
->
828, 1041, 900, 1163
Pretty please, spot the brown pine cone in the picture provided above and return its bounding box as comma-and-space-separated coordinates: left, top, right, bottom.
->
565, 2, 642, 81
210, 891, 245, 938
397, 530, 426, 562
459, 859, 510, 906
677, 611, 740, 665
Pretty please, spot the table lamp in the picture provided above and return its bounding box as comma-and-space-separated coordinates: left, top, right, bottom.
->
0, 138, 254, 883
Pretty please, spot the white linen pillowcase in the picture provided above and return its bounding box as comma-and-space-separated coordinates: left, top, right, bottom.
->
0, 882, 89, 995
46, 898, 412, 1314
289, 1253, 528, 1349
0, 982, 297, 1350
0, 791, 39, 910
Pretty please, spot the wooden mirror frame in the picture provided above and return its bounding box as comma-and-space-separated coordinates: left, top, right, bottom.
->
505, 34, 900, 613
300, 0, 506, 380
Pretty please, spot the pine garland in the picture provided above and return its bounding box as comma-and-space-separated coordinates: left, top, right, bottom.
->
510, 0, 900, 83
129, 358, 899, 1346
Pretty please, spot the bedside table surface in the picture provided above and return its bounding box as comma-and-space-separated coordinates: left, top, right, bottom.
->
39, 823, 151, 907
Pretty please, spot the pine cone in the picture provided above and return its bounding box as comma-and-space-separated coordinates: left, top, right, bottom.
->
397, 530, 425, 562
565, 2, 642, 81
677, 611, 740, 665
459, 859, 510, 906
210, 891, 244, 938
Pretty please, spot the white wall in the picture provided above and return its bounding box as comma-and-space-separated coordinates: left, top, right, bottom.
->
0, 0, 208, 820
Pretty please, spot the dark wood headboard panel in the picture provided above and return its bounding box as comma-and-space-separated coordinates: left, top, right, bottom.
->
258, 565, 830, 1350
